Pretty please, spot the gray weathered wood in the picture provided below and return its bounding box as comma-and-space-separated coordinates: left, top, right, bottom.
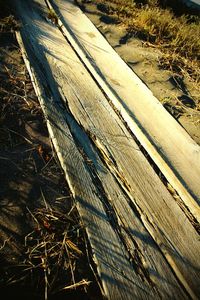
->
50, 0, 200, 223
16, 28, 154, 300
14, 0, 200, 299
14, 2, 159, 299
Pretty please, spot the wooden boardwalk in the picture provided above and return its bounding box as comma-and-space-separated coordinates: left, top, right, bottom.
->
14, 1, 200, 299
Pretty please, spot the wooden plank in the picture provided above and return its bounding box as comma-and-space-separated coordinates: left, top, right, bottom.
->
14, 0, 200, 299
15, 18, 155, 300
13, 2, 161, 299
49, 0, 200, 222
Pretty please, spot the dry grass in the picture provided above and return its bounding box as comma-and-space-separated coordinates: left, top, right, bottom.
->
0, 47, 41, 151
0, 15, 19, 32
0, 0, 19, 32
93, 0, 200, 82
23, 203, 90, 300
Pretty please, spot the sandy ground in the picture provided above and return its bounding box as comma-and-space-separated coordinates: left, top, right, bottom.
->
77, 0, 200, 145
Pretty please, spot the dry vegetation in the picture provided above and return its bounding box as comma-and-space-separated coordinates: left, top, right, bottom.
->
22, 203, 92, 299
92, 0, 200, 82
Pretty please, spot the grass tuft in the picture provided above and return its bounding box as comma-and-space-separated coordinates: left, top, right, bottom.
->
93, 0, 200, 82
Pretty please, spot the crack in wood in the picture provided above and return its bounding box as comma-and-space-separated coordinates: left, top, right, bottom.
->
71, 126, 161, 289
86, 130, 132, 192
59, 101, 159, 287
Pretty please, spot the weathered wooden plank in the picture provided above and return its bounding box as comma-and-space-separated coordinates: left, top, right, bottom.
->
14, 2, 160, 299
49, 0, 200, 222
15, 30, 155, 300
14, 0, 200, 299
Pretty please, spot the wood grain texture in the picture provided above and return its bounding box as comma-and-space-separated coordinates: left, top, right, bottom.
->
14, 0, 200, 299
49, 0, 200, 223
14, 2, 157, 299
15, 23, 154, 300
